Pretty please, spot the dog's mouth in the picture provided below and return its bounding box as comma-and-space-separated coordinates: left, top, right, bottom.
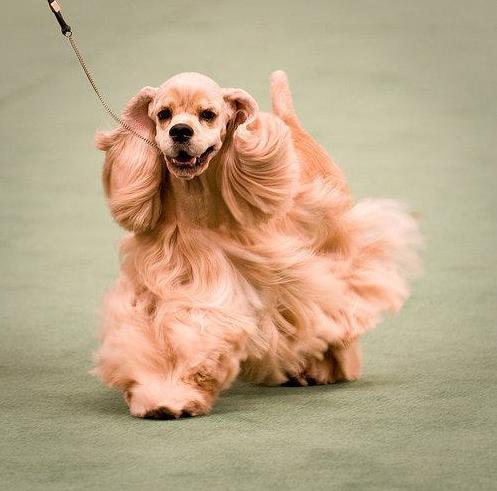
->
168, 146, 215, 170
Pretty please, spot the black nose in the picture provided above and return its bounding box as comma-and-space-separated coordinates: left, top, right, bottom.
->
169, 123, 194, 143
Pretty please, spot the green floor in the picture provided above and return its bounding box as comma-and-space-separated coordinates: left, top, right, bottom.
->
1, 1, 496, 489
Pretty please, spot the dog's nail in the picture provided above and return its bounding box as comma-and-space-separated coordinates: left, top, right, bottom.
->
144, 406, 180, 420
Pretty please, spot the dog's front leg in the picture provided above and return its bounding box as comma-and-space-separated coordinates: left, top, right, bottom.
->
116, 307, 253, 419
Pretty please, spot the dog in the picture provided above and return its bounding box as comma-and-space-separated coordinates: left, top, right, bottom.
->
92, 71, 420, 419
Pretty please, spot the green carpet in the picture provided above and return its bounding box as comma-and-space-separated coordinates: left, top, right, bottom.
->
1, 1, 496, 489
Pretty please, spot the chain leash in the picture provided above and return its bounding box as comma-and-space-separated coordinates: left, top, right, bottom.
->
47, 0, 160, 150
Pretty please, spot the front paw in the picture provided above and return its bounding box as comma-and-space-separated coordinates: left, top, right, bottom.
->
124, 377, 213, 420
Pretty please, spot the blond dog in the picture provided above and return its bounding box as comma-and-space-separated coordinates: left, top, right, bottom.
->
92, 71, 420, 419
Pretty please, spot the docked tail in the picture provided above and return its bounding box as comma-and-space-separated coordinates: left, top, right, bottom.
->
270, 70, 299, 126
270, 70, 348, 192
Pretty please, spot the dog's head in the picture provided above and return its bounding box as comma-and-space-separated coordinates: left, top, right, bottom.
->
96, 72, 294, 232
123, 72, 258, 179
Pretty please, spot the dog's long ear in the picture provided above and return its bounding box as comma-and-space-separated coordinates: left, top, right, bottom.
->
95, 87, 164, 233
223, 88, 259, 130
220, 87, 298, 226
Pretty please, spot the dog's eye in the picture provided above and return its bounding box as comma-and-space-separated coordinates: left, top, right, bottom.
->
157, 108, 172, 121
200, 110, 216, 121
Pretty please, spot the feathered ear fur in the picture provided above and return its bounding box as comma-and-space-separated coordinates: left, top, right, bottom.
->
220, 89, 299, 226
95, 87, 164, 233
223, 88, 259, 129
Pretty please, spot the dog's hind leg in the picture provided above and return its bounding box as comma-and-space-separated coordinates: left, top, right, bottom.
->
270, 70, 348, 194
284, 339, 362, 386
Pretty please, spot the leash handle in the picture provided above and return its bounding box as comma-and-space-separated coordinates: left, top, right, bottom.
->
46, 0, 160, 150
47, 0, 72, 36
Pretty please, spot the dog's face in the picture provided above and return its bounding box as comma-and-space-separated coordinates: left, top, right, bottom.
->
147, 73, 258, 179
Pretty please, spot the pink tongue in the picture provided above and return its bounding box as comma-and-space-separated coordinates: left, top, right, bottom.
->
176, 156, 196, 165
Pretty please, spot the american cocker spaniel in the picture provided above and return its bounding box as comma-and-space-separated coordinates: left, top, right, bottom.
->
92, 71, 420, 419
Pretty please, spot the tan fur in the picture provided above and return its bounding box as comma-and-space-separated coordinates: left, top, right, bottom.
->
92, 72, 421, 419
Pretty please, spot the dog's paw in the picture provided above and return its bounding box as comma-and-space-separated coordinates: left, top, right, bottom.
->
143, 406, 182, 420
124, 378, 212, 419
284, 340, 363, 386
142, 401, 206, 420
284, 355, 337, 386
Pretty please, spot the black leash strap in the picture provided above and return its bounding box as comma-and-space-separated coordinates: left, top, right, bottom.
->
47, 0, 71, 35
46, 0, 159, 150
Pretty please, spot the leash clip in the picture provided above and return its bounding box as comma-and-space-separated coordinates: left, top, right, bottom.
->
47, 0, 72, 37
